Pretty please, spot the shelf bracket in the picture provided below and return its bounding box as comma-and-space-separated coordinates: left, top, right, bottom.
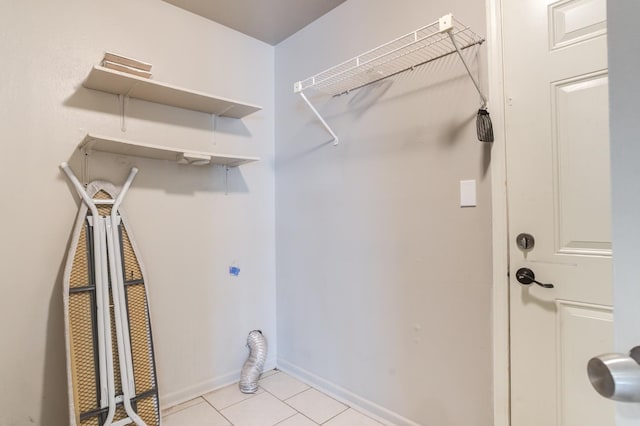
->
211, 113, 217, 146
81, 147, 90, 187
296, 90, 339, 146
118, 94, 130, 132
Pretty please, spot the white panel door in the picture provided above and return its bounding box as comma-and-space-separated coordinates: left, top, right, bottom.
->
503, 0, 614, 425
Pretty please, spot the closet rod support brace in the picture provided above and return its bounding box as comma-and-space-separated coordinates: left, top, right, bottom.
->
298, 92, 339, 146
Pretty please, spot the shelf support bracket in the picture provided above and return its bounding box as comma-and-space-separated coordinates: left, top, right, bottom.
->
118, 94, 130, 132
81, 147, 90, 187
298, 91, 339, 146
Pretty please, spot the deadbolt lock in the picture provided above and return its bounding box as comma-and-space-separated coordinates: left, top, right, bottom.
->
516, 233, 535, 251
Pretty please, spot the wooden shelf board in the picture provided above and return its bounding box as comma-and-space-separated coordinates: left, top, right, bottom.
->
83, 66, 262, 118
79, 134, 259, 167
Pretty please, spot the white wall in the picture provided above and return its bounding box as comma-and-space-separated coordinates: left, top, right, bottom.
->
608, 1, 640, 424
275, 1, 493, 425
0, 1, 275, 424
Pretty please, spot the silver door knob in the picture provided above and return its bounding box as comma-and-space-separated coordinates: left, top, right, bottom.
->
588, 346, 640, 402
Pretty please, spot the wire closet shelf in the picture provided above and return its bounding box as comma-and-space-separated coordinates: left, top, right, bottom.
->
293, 14, 485, 144
294, 14, 484, 97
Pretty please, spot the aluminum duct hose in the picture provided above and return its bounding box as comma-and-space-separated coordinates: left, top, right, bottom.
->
239, 330, 267, 394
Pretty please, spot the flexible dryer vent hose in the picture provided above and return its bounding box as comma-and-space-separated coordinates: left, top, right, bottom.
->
239, 330, 267, 394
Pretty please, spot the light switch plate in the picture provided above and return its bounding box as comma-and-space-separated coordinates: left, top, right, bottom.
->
460, 180, 476, 207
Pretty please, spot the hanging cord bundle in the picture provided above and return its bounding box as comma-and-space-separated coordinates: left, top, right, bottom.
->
447, 31, 494, 143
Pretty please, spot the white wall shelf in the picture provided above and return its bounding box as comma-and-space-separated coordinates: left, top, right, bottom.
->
83, 65, 262, 118
293, 14, 484, 144
79, 133, 259, 167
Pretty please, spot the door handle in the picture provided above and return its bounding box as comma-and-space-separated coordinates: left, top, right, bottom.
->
515, 267, 554, 288
588, 346, 640, 402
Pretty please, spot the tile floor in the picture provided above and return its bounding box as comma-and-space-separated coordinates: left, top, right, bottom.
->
162, 370, 383, 426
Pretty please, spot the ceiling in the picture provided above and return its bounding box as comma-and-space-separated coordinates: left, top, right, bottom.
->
162, 0, 347, 45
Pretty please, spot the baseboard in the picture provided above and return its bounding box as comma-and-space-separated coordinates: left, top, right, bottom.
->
277, 358, 420, 426
160, 358, 277, 409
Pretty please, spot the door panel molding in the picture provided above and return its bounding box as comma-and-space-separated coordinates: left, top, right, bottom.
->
549, 0, 607, 50
551, 70, 611, 257
556, 300, 615, 425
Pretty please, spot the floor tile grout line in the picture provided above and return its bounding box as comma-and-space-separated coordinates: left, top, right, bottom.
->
278, 395, 324, 425
166, 370, 279, 415
291, 409, 321, 425
183, 368, 291, 414
202, 382, 266, 411
262, 372, 356, 424
249, 381, 323, 425
258, 377, 311, 402
277, 372, 382, 424
162, 396, 373, 426
160, 396, 205, 418
218, 391, 262, 411
285, 385, 352, 409
205, 384, 307, 425
282, 386, 314, 402
261, 370, 322, 401
201, 392, 236, 425
163, 370, 378, 426
279, 388, 350, 425
277, 385, 312, 401
272, 411, 313, 426
211, 383, 309, 426
275, 371, 356, 408
281, 385, 352, 424
318, 406, 351, 425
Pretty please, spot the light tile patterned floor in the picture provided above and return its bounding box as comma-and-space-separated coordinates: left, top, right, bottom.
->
162, 370, 382, 426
